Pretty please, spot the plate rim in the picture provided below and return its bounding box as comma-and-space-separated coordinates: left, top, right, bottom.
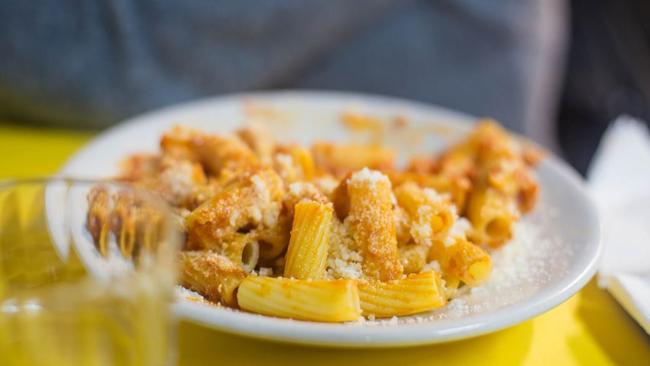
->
59, 90, 601, 347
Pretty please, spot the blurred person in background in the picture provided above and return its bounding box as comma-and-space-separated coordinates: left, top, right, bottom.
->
1, 0, 647, 173
558, 0, 650, 172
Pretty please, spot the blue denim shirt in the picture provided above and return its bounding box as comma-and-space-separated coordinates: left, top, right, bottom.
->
0, 0, 566, 147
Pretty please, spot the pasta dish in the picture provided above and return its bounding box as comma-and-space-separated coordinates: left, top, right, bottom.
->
86, 117, 542, 322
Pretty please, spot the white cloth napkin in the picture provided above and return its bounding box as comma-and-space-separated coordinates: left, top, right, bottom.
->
587, 116, 650, 334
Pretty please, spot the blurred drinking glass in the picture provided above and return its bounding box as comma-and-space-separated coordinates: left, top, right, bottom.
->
0, 179, 181, 366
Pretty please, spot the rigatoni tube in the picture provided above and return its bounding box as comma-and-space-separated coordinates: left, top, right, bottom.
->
358, 271, 446, 317
347, 168, 403, 281
237, 276, 361, 322
428, 237, 492, 286
466, 185, 515, 248
284, 201, 333, 279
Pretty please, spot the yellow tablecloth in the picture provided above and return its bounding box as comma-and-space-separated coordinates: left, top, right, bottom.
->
1, 124, 647, 366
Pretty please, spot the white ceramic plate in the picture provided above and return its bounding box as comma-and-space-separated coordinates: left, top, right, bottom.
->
60, 91, 601, 347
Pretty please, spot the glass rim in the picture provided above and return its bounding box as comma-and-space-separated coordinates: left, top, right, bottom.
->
0, 177, 129, 188
0, 177, 170, 204
0, 177, 176, 216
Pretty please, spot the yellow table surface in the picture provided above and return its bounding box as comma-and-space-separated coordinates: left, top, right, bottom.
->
0, 123, 648, 366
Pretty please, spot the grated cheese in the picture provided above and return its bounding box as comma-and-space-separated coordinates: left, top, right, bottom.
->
424, 260, 441, 272
348, 167, 389, 188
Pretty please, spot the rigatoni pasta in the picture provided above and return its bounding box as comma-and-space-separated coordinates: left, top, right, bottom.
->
358, 271, 446, 317
284, 201, 333, 279
179, 251, 246, 306
87, 116, 542, 322
428, 236, 492, 286
346, 168, 403, 281
237, 276, 361, 322
394, 182, 455, 245
466, 184, 516, 248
